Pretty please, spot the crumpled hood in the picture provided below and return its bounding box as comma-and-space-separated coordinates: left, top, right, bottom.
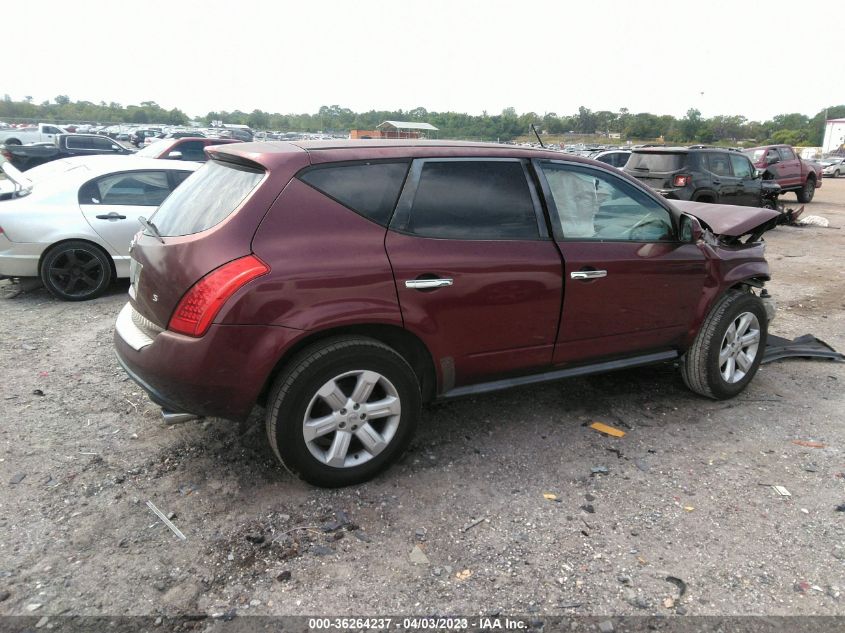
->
670, 200, 781, 237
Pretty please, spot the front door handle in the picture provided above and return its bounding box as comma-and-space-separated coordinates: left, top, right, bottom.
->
570, 270, 607, 280
405, 278, 453, 289
96, 212, 127, 220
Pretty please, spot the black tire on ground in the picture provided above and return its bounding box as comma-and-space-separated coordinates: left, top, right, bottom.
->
680, 290, 768, 400
265, 336, 421, 487
834, 170, 841, 178
3, 138, 21, 145
40, 240, 113, 301
796, 177, 815, 203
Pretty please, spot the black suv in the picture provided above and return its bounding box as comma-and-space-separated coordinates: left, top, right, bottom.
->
624, 147, 780, 208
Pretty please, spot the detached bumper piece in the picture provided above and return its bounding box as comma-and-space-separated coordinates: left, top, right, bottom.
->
763, 334, 845, 364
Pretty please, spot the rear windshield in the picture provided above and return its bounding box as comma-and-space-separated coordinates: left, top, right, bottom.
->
625, 153, 686, 172
149, 160, 263, 236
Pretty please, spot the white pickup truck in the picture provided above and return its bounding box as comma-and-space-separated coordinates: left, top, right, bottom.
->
0, 123, 69, 146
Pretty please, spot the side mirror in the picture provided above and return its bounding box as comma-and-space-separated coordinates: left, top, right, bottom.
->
679, 214, 703, 243
166, 151, 183, 159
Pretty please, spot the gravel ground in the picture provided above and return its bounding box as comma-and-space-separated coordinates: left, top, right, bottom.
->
0, 180, 844, 624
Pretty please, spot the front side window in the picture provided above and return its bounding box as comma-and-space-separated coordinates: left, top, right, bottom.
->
78, 171, 171, 206
539, 162, 673, 241
730, 154, 753, 179
396, 160, 539, 240
777, 146, 796, 161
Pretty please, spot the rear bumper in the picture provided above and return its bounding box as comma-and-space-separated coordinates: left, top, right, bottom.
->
0, 234, 42, 277
114, 302, 304, 420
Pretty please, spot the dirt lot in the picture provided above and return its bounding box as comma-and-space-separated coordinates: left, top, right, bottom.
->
1, 180, 844, 624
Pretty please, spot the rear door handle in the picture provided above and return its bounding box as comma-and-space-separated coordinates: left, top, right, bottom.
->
96, 212, 127, 220
570, 270, 607, 280
405, 278, 453, 289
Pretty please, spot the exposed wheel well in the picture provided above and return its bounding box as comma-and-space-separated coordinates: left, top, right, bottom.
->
258, 324, 437, 407
694, 193, 715, 203
38, 239, 117, 280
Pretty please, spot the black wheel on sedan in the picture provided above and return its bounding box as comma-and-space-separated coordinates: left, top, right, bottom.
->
265, 336, 421, 487
680, 290, 768, 400
40, 240, 113, 301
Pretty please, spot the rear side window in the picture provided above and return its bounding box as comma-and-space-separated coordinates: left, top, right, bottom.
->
149, 160, 263, 236
66, 136, 93, 150
625, 153, 685, 172
300, 161, 409, 226
395, 160, 539, 240
706, 153, 732, 176
78, 171, 171, 206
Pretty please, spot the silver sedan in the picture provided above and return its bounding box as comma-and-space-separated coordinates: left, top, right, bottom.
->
0, 155, 199, 300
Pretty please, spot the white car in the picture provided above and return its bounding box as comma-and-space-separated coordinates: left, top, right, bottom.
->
818, 157, 845, 178
0, 155, 199, 300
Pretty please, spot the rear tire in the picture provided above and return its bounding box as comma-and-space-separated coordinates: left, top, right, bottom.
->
40, 241, 113, 301
680, 290, 768, 400
265, 336, 420, 487
796, 177, 815, 203
3, 138, 21, 145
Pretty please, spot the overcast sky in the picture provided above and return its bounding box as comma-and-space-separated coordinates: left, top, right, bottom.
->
5, 0, 836, 121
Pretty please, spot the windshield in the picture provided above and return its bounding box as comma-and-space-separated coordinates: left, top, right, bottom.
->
149, 159, 264, 236
625, 152, 685, 172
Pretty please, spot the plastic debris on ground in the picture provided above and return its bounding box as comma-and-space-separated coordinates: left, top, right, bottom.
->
763, 334, 845, 364
589, 422, 626, 438
772, 486, 792, 497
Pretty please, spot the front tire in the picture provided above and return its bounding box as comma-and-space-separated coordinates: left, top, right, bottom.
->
266, 336, 421, 487
680, 290, 768, 399
796, 177, 815, 203
40, 241, 113, 301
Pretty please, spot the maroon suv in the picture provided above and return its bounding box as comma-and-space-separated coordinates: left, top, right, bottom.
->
115, 141, 780, 486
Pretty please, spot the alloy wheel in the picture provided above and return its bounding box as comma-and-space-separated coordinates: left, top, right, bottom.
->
718, 312, 761, 383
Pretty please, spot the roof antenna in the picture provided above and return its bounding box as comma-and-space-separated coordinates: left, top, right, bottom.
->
530, 123, 545, 149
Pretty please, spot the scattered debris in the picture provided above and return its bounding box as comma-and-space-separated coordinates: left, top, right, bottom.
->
9, 473, 26, 484
665, 576, 687, 597
598, 620, 614, 633
34, 616, 48, 629
245, 533, 265, 544
663, 597, 675, 609
26, 603, 42, 612
455, 569, 472, 581
409, 545, 429, 565
276, 570, 292, 582
542, 492, 558, 501
791, 440, 827, 449
683, 506, 695, 512
580, 504, 596, 514
0, 591, 10, 602
795, 215, 830, 227
772, 486, 792, 497
803, 464, 819, 473
589, 422, 626, 438
634, 459, 650, 473
591, 466, 609, 476
764, 335, 845, 364
32, 389, 44, 397
146, 501, 186, 541
311, 545, 334, 556
462, 517, 485, 532
415, 528, 427, 540
835, 504, 845, 513
320, 521, 343, 533
354, 531, 372, 543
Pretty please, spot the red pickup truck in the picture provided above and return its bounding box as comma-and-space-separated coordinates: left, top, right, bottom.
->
743, 144, 822, 202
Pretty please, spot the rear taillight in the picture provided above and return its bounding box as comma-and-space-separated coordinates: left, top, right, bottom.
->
673, 174, 691, 187
168, 254, 269, 337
